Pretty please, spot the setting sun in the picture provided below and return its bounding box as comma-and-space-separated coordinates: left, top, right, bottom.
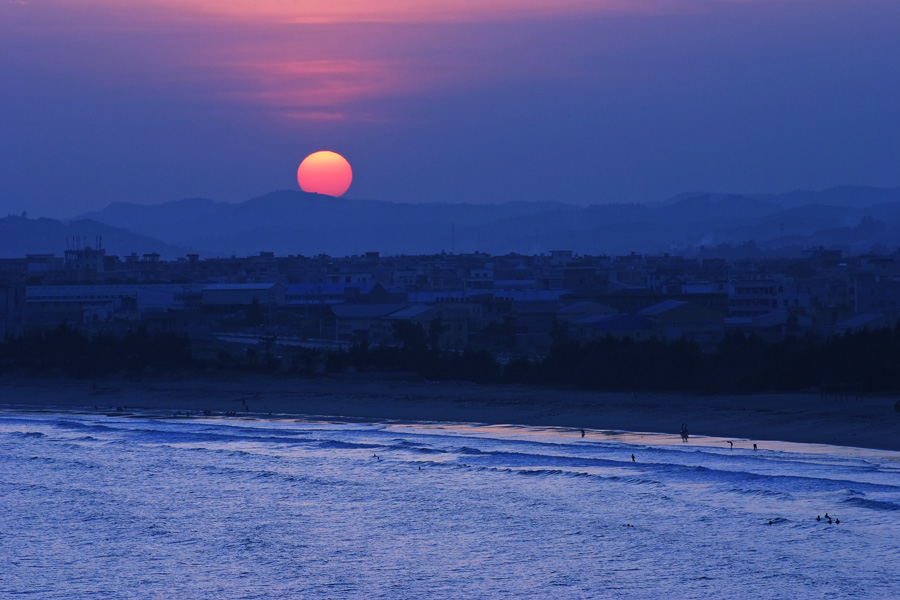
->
297, 150, 352, 197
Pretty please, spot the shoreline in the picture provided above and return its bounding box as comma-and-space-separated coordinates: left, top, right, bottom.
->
2, 375, 899, 452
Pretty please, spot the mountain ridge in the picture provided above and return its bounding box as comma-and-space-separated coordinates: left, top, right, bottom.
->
2, 185, 897, 259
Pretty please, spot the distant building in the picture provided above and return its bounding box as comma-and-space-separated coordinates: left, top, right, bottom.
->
388, 305, 468, 350
64, 245, 106, 276
569, 313, 656, 342
834, 313, 894, 334
727, 279, 780, 318
0, 282, 25, 338
26, 283, 205, 325
331, 303, 409, 345
201, 283, 286, 307
639, 299, 724, 351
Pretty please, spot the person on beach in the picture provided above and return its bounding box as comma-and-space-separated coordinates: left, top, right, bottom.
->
632, 454, 635, 462
680, 423, 689, 442
581, 429, 585, 438
728, 441, 733, 449
753, 443, 758, 450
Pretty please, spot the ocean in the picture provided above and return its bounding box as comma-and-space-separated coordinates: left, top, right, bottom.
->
1, 408, 898, 599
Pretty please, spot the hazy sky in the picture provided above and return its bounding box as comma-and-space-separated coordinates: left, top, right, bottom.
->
2, 0, 898, 217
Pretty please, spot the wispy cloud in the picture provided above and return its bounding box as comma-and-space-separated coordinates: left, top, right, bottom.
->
148, 0, 654, 24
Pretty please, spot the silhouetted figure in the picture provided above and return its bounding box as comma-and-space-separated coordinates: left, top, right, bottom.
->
632, 454, 635, 462
817, 515, 821, 521
753, 443, 758, 450
824, 513, 829, 519
680, 423, 689, 442
835, 518, 840, 524
581, 429, 585, 438
728, 441, 733, 449
828, 517, 832, 524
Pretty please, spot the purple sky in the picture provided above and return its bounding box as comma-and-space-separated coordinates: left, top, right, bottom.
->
2, 0, 899, 218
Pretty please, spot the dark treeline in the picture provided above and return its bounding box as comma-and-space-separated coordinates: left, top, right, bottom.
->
514, 328, 900, 394
320, 324, 900, 394
0, 323, 192, 377
3, 322, 900, 394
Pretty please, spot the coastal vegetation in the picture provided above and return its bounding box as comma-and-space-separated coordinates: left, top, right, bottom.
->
3, 322, 900, 395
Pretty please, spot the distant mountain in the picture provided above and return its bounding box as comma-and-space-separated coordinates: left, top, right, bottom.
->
77, 191, 583, 257
28, 184, 900, 258
0, 214, 191, 259
651, 185, 900, 211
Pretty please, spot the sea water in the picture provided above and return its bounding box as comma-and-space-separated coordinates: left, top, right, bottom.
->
1, 409, 898, 599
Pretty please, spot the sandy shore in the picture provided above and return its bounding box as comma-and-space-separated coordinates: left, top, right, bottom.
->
2, 375, 899, 452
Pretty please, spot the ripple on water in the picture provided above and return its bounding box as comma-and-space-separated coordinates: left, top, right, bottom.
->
1, 410, 898, 599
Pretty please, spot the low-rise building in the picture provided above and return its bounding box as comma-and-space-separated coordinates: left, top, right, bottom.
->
201, 283, 286, 307
639, 299, 725, 351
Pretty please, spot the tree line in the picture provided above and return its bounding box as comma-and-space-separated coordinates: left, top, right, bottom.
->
0, 323, 192, 377
3, 321, 900, 394
320, 324, 900, 394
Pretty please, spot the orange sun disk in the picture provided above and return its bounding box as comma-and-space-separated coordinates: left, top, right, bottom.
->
297, 150, 352, 197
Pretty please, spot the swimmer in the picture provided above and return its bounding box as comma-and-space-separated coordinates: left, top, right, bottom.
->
835, 518, 840, 524
817, 515, 821, 521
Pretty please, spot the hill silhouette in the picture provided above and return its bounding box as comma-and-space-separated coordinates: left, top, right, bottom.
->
4, 185, 898, 259
0, 214, 189, 259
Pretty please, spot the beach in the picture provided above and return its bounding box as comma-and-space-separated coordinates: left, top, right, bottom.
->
1, 375, 898, 452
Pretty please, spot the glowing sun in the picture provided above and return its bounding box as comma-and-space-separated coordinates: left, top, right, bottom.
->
297, 150, 352, 197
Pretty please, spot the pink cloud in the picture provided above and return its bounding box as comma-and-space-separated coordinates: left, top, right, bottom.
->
0, 0, 825, 125
146, 0, 655, 24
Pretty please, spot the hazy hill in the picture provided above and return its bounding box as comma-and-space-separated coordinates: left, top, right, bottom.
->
78, 191, 584, 257
11, 184, 899, 258
0, 214, 191, 259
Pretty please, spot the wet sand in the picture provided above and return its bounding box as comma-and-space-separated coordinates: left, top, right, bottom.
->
2, 375, 898, 452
